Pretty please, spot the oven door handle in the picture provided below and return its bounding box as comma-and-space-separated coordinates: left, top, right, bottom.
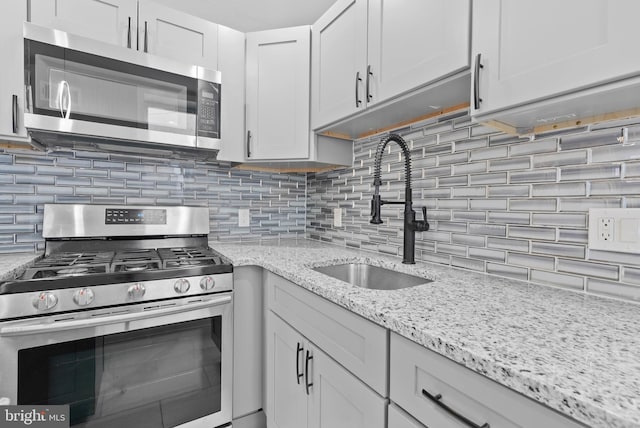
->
0, 295, 231, 336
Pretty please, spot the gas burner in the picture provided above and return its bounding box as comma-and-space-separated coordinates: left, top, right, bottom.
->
111, 250, 162, 273
56, 267, 90, 277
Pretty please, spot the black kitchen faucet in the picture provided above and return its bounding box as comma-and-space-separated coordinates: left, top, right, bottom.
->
370, 133, 429, 264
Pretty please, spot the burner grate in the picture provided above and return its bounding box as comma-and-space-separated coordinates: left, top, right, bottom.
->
158, 247, 223, 269
111, 250, 162, 273
21, 252, 114, 279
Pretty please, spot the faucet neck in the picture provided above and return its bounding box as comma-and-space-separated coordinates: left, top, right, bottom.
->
372, 134, 412, 193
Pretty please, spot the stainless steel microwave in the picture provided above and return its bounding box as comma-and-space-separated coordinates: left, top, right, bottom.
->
23, 23, 221, 159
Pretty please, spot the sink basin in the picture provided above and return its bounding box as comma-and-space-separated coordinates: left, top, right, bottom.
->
312, 263, 432, 290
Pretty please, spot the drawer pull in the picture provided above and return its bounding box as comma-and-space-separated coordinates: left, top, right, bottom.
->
296, 342, 304, 384
305, 350, 313, 395
422, 389, 490, 428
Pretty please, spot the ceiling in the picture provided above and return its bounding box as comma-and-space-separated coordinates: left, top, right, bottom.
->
152, 0, 338, 32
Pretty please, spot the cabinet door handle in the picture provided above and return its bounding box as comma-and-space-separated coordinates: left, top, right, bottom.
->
473, 53, 484, 110
127, 17, 132, 48
366, 65, 373, 102
296, 342, 304, 384
12, 95, 18, 134
304, 349, 313, 395
355, 71, 362, 108
246, 130, 252, 158
422, 389, 490, 428
144, 21, 149, 53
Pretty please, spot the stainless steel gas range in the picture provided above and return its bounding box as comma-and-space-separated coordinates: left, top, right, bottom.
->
0, 204, 233, 428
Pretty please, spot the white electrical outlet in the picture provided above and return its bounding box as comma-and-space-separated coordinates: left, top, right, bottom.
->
598, 217, 613, 241
588, 208, 640, 253
238, 209, 250, 227
333, 208, 342, 227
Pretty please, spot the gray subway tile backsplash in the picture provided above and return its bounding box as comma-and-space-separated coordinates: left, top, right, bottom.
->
0, 147, 305, 247
4, 110, 640, 304
306, 111, 640, 303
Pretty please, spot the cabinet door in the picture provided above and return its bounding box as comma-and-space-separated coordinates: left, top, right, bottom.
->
216, 25, 246, 163
388, 404, 426, 428
472, 0, 640, 115
307, 343, 386, 428
311, 0, 368, 129
246, 26, 310, 160
138, 0, 218, 69
0, 0, 28, 141
30, 0, 136, 48
266, 312, 308, 428
368, 0, 470, 105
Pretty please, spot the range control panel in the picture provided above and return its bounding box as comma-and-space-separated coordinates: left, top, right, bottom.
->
105, 208, 167, 224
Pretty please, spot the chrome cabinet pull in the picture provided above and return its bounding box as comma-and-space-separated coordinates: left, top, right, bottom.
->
473, 53, 484, 110
12, 95, 18, 134
422, 389, 490, 428
127, 17, 132, 48
366, 65, 373, 102
355, 71, 362, 108
246, 130, 252, 158
304, 349, 313, 395
144, 21, 148, 53
296, 342, 304, 384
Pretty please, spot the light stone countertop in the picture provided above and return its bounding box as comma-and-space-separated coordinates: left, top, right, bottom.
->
0, 253, 41, 283
211, 238, 640, 428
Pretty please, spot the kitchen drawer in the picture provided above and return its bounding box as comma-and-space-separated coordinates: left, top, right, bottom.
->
388, 403, 425, 428
390, 333, 586, 428
265, 271, 388, 396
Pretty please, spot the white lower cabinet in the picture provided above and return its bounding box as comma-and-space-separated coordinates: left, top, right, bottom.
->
388, 403, 425, 428
266, 312, 308, 428
266, 312, 386, 428
265, 272, 387, 428
390, 332, 586, 428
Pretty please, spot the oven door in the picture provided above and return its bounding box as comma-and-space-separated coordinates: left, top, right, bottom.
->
0, 294, 232, 428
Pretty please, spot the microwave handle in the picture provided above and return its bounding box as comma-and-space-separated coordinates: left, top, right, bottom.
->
63, 81, 71, 119
56, 81, 65, 118
0, 295, 231, 336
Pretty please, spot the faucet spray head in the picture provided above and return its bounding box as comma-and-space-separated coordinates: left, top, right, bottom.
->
370, 194, 383, 224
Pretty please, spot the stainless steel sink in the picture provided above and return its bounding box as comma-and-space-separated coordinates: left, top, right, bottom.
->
312, 263, 432, 290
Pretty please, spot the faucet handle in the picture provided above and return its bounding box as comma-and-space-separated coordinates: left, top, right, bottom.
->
414, 206, 430, 231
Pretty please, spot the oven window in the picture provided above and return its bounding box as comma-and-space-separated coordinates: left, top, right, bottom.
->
18, 317, 222, 427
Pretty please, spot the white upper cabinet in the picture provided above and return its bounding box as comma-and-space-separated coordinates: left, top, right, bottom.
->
368, 0, 469, 106
30, 0, 137, 47
138, 0, 218, 70
30, 0, 218, 69
245, 26, 311, 160
215, 25, 246, 163
472, 0, 640, 133
0, 0, 29, 141
311, 0, 368, 129
312, 0, 470, 133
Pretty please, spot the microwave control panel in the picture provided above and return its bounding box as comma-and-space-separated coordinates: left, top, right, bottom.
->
105, 208, 167, 224
197, 80, 220, 139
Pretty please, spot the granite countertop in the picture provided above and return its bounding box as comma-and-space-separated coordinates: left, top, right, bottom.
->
0, 253, 41, 283
211, 239, 640, 428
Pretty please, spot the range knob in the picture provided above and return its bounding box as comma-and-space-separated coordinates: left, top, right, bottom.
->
200, 276, 215, 291
127, 283, 146, 300
32, 292, 58, 311
73, 288, 95, 306
174, 278, 191, 294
